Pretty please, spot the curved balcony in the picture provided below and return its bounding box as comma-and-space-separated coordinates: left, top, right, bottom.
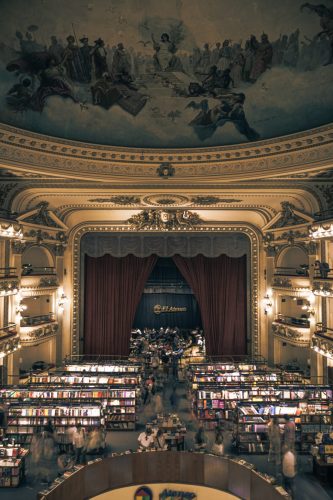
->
0, 267, 19, 296
272, 317, 311, 347
272, 267, 310, 291
312, 325, 333, 360
0, 324, 20, 357
20, 313, 55, 328
20, 266, 58, 292
19, 322, 58, 346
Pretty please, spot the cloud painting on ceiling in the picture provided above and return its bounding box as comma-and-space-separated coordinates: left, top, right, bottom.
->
0, 0, 332, 148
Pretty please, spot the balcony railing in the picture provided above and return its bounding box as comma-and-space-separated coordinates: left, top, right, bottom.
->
0, 267, 17, 278
20, 313, 55, 327
0, 323, 17, 340
21, 266, 56, 276
315, 323, 333, 341
274, 315, 310, 328
274, 266, 309, 277
314, 269, 333, 280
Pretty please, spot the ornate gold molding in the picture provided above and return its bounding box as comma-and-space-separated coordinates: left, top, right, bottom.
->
0, 123, 333, 182
70, 223, 260, 356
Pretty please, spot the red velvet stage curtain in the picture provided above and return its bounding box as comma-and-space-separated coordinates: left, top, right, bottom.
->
84, 254, 157, 356
172, 254, 247, 355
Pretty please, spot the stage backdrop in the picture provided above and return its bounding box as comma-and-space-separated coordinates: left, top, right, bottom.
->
84, 252, 246, 356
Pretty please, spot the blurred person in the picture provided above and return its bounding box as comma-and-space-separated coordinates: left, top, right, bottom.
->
194, 425, 207, 451
211, 433, 224, 456
155, 428, 167, 450
284, 414, 296, 451
72, 423, 86, 464
282, 444, 297, 498
268, 417, 282, 468
138, 427, 154, 450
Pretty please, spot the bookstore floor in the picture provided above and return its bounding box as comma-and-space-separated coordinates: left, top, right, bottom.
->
1, 381, 333, 500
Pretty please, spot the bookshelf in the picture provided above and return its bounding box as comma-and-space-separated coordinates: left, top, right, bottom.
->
235, 400, 333, 454
6, 403, 102, 445
0, 445, 28, 487
1, 386, 138, 431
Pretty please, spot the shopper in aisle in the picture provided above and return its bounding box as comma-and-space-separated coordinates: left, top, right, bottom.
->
72, 423, 87, 464
267, 417, 282, 468
194, 425, 207, 451
282, 444, 297, 498
154, 428, 167, 450
283, 414, 296, 450
138, 427, 154, 450
211, 433, 224, 456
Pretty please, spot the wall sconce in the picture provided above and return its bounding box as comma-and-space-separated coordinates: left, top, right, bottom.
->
263, 293, 273, 315
57, 292, 68, 312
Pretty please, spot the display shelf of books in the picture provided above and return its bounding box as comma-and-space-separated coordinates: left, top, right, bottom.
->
6, 404, 102, 445
193, 384, 332, 431
0, 444, 28, 487
63, 362, 142, 374
29, 372, 140, 385
235, 401, 333, 454
1, 385, 138, 431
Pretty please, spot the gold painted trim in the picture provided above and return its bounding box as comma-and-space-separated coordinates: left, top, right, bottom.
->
70, 223, 260, 356
0, 123, 333, 182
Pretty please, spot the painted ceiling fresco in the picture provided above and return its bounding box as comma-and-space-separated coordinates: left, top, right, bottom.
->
0, 0, 332, 148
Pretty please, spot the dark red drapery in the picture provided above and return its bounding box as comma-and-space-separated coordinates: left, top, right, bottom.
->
84, 254, 157, 356
172, 254, 247, 355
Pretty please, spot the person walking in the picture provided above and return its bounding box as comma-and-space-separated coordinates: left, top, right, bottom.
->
282, 444, 297, 498
284, 415, 296, 451
72, 423, 86, 464
267, 416, 282, 474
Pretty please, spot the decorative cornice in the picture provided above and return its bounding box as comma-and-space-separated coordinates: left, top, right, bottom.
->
0, 123, 333, 182
0, 279, 19, 295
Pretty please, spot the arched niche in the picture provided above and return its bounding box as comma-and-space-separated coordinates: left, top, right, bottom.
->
22, 245, 54, 268
277, 246, 308, 269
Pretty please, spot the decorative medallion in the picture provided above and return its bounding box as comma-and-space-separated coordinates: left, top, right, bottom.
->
143, 194, 189, 207
128, 209, 202, 231
156, 162, 175, 178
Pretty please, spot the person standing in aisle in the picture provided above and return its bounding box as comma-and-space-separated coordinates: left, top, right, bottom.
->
282, 444, 297, 498
72, 423, 86, 464
267, 417, 282, 473
283, 414, 296, 451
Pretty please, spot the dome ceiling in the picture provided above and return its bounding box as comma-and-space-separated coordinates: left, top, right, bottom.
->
0, 0, 332, 150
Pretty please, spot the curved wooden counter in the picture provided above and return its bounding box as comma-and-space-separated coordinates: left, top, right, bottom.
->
37, 452, 290, 500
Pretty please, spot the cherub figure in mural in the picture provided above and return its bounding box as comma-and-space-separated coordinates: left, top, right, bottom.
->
301, 3, 333, 65
187, 93, 259, 142
151, 32, 183, 72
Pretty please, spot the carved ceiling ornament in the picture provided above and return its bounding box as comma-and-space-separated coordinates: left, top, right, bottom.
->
190, 196, 242, 205
88, 195, 141, 205
0, 123, 333, 182
127, 209, 202, 231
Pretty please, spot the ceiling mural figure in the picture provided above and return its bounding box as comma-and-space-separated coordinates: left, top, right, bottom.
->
0, 0, 332, 148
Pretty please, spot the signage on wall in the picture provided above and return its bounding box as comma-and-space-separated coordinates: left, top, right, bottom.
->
134, 486, 153, 500
159, 489, 197, 499
153, 305, 187, 315
134, 486, 197, 499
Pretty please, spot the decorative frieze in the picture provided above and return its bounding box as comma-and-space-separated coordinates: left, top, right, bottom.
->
0, 279, 19, 295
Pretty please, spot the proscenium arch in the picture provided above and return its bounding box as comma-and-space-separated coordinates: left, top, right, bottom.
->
68, 223, 260, 357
